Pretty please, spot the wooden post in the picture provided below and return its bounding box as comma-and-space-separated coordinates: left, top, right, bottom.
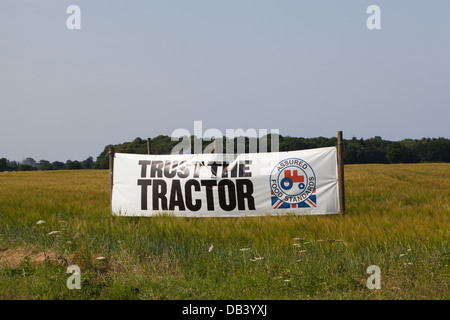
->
109, 147, 115, 223
337, 131, 346, 215
147, 138, 151, 155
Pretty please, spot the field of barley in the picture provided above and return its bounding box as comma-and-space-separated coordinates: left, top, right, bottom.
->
0, 163, 448, 300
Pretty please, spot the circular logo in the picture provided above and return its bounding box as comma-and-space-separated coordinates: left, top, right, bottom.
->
270, 158, 316, 204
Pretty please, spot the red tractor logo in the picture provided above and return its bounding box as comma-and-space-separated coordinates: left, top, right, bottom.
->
281, 169, 306, 191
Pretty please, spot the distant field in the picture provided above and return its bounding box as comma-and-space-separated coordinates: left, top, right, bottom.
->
0, 164, 448, 299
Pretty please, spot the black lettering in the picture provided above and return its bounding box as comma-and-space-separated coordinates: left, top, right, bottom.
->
164, 160, 177, 178
138, 160, 151, 178
177, 161, 190, 178
137, 179, 152, 210
208, 161, 221, 178
150, 161, 164, 178
222, 163, 229, 178
239, 160, 252, 177
152, 179, 167, 210
229, 162, 238, 178
168, 180, 185, 210
193, 162, 204, 178
236, 179, 255, 210
201, 180, 217, 210
218, 180, 236, 211
185, 180, 201, 211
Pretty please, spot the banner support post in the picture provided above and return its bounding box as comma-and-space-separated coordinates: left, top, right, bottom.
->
147, 138, 151, 155
337, 131, 346, 215
109, 147, 115, 223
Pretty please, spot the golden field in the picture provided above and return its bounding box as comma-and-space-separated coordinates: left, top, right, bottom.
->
0, 164, 448, 299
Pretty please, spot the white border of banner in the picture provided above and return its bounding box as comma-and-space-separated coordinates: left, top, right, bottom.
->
111, 147, 341, 217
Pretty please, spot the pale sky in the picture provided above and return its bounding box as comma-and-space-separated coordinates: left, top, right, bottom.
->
1, 0, 449, 162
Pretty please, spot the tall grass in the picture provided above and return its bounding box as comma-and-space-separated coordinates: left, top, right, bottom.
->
0, 164, 448, 299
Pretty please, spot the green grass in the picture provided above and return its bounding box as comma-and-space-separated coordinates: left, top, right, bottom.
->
0, 164, 448, 299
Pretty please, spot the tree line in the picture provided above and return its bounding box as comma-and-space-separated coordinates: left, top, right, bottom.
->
0, 156, 94, 172
1, 135, 449, 172
91, 135, 450, 169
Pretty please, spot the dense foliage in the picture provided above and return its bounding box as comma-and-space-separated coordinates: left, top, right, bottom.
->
92, 135, 450, 169
0, 156, 93, 172
1, 135, 449, 172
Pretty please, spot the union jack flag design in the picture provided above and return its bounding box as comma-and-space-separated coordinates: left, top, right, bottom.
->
270, 188, 317, 209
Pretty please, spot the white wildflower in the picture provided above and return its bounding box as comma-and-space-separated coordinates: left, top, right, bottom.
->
208, 244, 214, 252
250, 257, 264, 262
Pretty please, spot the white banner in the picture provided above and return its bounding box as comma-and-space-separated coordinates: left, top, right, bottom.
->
112, 147, 340, 217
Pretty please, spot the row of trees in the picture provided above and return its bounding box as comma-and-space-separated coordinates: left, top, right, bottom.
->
92, 135, 450, 169
1, 135, 449, 172
343, 136, 450, 164
0, 157, 94, 172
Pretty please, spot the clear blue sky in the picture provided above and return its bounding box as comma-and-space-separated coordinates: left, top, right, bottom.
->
1, 0, 449, 162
